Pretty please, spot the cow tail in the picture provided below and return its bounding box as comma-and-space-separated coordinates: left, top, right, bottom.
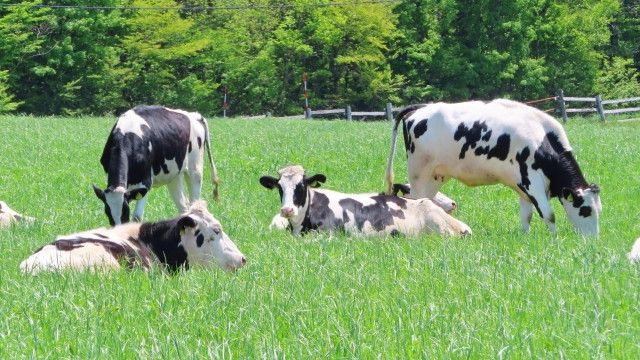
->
384, 104, 427, 195
199, 116, 220, 201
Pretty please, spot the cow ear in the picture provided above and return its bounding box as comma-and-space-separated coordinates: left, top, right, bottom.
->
177, 215, 197, 235
306, 174, 326, 188
125, 188, 148, 202
392, 183, 411, 196
259, 176, 278, 189
92, 184, 106, 202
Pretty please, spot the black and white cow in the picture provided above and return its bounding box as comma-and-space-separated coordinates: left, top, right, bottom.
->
93, 105, 219, 226
20, 201, 246, 274
0, 201, 35, 227
267, 183, 458, 230
385, 99, 602, 236
260, 165, 471, 237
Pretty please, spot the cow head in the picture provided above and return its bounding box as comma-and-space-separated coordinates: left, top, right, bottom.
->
92, 185, 148, 226
176, 201, 246, 271
560, 184, 602, 236
259, 165, 326, 223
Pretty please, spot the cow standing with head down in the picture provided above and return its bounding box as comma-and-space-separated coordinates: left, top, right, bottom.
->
385, 99, 601, 236
93, 105, 219, 226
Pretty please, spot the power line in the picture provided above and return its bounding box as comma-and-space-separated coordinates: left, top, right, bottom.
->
0, 1, 400, 12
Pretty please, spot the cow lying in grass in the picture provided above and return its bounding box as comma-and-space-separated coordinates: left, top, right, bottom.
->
260, 165, 471, 237
0, 201, 34, 227
20, 201, 245, 274
267, 183, 458, 230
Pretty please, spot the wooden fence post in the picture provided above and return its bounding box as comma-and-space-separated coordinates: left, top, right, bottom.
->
556, 89, 568, 123
595, 94, 606, 121
305, 108, 312, 119
345, 105, 352, 121
385, 102, 393, 121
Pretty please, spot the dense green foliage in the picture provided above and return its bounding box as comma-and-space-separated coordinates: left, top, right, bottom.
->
1, 115, 640, 357
0, 0, 638, 115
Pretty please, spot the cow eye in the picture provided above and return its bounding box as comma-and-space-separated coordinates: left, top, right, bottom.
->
212, 227, 221, 235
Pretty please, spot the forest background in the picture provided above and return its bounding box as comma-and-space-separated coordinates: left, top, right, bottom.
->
0, 0, 638, 116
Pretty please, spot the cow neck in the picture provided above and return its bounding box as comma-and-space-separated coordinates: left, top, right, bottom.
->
138, 219, 189, 272
299, 188, 315, 233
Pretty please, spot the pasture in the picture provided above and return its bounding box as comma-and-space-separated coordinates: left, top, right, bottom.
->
1, 114, 639, 358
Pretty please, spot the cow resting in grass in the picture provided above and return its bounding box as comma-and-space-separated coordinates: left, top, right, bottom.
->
260, 165, 471, 237
20, 201, 245, 274
0, 201, 34, 227
385, 99, 601, 236
93, 105, 219, 226
268, 183, 458, 230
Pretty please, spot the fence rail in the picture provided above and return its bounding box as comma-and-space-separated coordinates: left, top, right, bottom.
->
556, 89, 640, 122
240, 91, 639, 123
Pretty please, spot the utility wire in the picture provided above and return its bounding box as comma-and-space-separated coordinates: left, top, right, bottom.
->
0, 1, 400, 11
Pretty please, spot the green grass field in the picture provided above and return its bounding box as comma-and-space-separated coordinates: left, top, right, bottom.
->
1, 115, 639, 358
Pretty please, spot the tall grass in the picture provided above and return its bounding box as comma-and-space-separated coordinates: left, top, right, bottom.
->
0, 115, 639, 357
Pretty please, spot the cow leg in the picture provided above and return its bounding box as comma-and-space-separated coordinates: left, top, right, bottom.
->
186, 150, 204, 202
523, 176, 556, 236
167, 177, 189, 213
132, 193, 149, 222
519, 197, 534, 233
406, 162, 443, 199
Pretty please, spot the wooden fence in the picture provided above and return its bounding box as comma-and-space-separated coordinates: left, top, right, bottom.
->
555, 89, 640, 122
242, 91, 640, 122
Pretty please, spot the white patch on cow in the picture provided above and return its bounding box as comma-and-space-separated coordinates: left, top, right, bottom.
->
628, 238, 640, 263
116, 110, 149, 138
153, 159, 182, 185
0, 201, 35, 227
20, 243, 121, 274
105, 186, 126, 225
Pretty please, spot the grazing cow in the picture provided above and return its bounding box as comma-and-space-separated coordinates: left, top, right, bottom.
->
259, 165, 471, 237
628, 238, 640, 262
267, 183, 457, 230
93, 105, 219, 226
385, 99, 601, 236
0, 201, 34, 227
20, 201, 246, 274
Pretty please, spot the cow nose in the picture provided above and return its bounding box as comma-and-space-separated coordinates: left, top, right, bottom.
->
280, 207, 294, 218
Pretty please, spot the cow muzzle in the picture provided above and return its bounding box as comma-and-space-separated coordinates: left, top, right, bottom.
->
280, 207, 296, 218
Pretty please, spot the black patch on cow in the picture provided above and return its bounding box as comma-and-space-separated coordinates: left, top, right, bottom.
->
413, 119, 428, 139
338, 195, 407, 232
468, 132, 510, 161
293, 183, 307, 207
531, 132, 588, 198
300, 192, 343, 234
53, 238, 140, 269
410, 142, 415, 154
161, 163, 170, 174
93, 233, 109, 239
481, 130, 492, 141
390, 229, 401, 237
188, 142, 192, 153
139, 219, 189, 272
401, 117, 416, 153
518, 184, 543, 218
516, 147, 531, 190
197, 137, 202, 149
579, 206, 592, 217
196, 234, 204, 247
453, 121, 489, 159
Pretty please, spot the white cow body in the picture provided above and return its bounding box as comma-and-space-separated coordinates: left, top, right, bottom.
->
386, 99, 601, 236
